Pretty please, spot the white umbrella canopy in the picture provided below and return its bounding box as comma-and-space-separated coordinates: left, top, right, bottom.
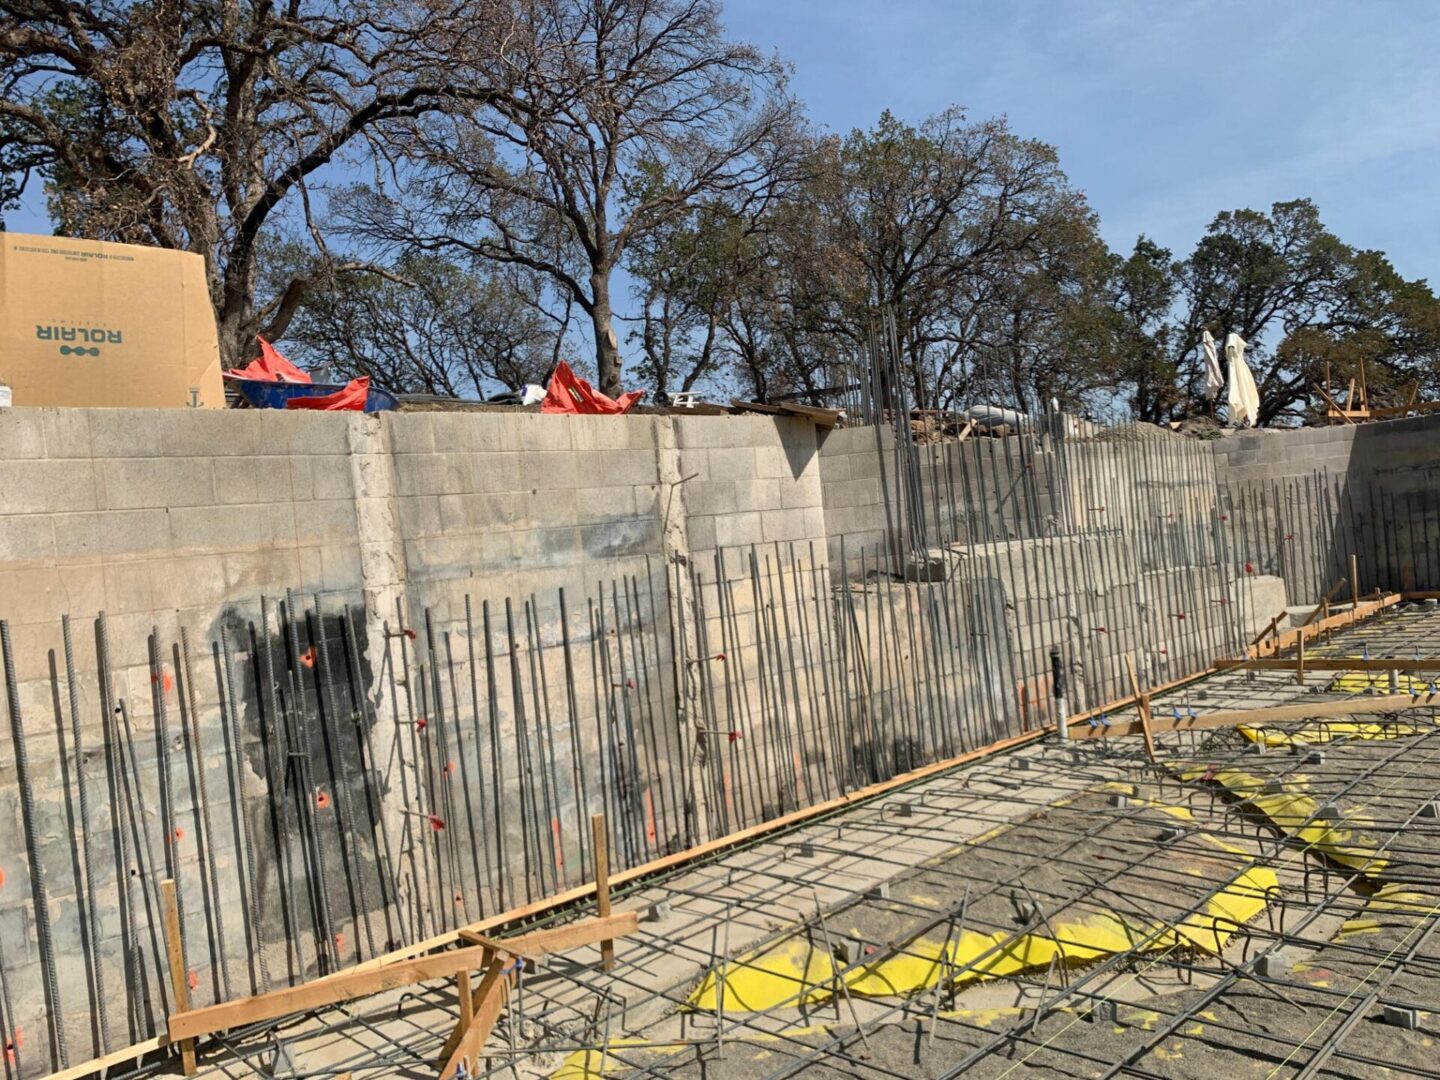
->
1201, 329, 1224, 401
1224, 332, 1260, 428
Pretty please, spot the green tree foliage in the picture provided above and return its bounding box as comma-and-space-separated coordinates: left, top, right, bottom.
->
272, 250, 565, 397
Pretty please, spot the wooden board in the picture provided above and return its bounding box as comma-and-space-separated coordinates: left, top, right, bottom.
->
169, 941, 508, 1042
457, 911, 638, 958
1212, 658, 1440, 673
436, 954, 508, 1079
1068, 691, 1440, 741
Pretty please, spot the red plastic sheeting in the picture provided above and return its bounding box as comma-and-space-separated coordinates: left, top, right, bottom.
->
284, 376, 370, 411
540, 361, 644, 415
225, 337, 312, 383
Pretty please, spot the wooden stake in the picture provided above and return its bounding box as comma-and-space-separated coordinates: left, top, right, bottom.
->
1351, 554, 1360, 610
1295, 634, 1305, 686
456, 969, 473, 1030
437, 952, 508, 1079
592, 813, 615, 971
161, 878, 197, 1076
1123, 654, 1156, 761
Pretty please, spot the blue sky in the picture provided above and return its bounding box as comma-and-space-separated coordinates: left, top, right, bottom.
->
723, 0, 1440, 281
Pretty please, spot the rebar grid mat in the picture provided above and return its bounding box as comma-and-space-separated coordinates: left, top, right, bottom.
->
132, 615, 1440, 1080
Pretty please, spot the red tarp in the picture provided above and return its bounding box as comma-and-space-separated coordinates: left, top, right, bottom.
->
284, 376, 370, 412
540, 361, 644, 415
225, 337, 312, 383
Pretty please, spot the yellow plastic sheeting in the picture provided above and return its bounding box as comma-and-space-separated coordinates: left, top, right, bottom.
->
1337, 883, 1440, 941
1184, 768, 1387, 876
688, 867, 1276, 1013
1238, 720, 1421, 747
1094, 784, 1249, 856
687, 937, 838, 1012
1329, 669, 1431, 695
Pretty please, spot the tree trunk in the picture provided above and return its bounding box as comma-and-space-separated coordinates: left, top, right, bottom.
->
591, 268, 621, 396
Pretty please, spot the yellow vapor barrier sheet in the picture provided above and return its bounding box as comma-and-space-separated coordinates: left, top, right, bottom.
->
1239, 720, 1421, 747
1182, 767, 1387, 876
686, 866, 1276, 1014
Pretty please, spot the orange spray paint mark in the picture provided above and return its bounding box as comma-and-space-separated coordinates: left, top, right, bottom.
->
551, 818, 565, 872
188, 970, 199, 991
151, 669, 174, 694
315, 790, 331, 810
644, 788, 657, 846
300, 647, 316, 669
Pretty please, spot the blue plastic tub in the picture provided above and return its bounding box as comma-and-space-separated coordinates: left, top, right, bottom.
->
231, 378, 399, 413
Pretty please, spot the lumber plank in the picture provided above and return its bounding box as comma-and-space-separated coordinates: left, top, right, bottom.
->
1211, 658, 1440, 673
1070, 691, 1440, 741
437, 956, 509, 1080
1123, 654, 1155, 761
457, 912, 638, 958
168, 941, 506, 1042
434, 949, 496, 1070
161, 879, 197, 1076
593, 814, 615, 971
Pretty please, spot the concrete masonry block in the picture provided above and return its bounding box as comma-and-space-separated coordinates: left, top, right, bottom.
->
714, 511, 764, 549
250, 411, 355, 457
0, 515, 56, 566
846, 451, 883, 481
731, 479, 781, 512
293, 498, 360, 545
155, 409, 265, 458
168, 502, 297, 553
580, 518, 663, 560
754, 445, 795, 480
685, 481, 737, 516
517, 451, 581, 492
72, 508, 166, 562
567, 414, 659, 452
576, 486, 639, 529
592, 449, 659, 487
706, 447, 757, 482
509, 414, 574, 453
818, 453, 851, 483
520, 489, 581, 531
385, 412, 435, 455
761, 507, 810, 544
825, 477, 880, 510
98, 456, 216, 511
0, 408, 46, 458
0, 459, 98, 514
215, 455, 295, 506
781, 477, 822, 510
433, 492, 507, 536
37, 408, 94, 459
686, 515, 717, 552
673, 414, 741, 449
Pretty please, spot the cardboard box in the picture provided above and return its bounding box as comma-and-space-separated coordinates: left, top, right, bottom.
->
0, 233, 224, 408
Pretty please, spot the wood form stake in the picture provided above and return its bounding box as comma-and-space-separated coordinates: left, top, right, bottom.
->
161, 878, 198, 1076
1123, 654, 1156, 761
592, 813, 615, 971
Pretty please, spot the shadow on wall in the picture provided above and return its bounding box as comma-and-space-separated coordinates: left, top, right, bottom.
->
209, 599, 393, 985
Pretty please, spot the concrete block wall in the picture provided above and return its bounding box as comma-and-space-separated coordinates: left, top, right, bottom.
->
1212, 412, 1440, 598
4, 403, 1385, 1074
